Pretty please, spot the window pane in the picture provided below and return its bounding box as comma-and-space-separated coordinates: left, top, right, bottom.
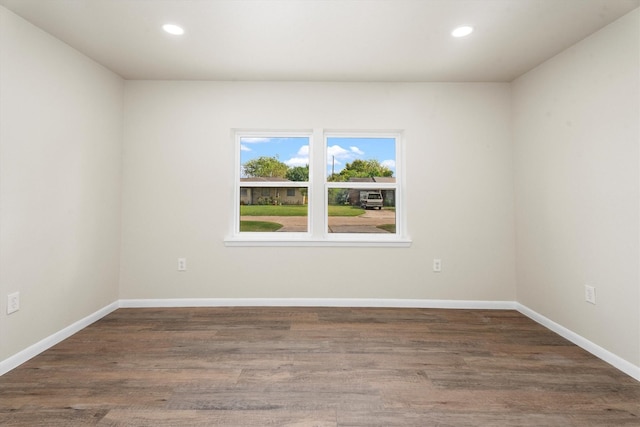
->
326, 137, 395, 181
241, 136, 309, 180
240, 186, 308, 232
327, 188, 396, 234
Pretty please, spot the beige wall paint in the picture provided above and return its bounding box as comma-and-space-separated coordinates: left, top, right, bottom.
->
120, 81, 516, 302
513, 9, 640, 366
0, 7, 124, 360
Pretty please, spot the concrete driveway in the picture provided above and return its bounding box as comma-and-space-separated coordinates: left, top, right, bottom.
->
241, 208, 395, 233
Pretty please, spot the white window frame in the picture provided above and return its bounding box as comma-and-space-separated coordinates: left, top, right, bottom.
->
231, 130, 313, 241
225, 129, 411, 247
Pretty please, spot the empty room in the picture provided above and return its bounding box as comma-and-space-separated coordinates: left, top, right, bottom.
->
0, 0, 639, 425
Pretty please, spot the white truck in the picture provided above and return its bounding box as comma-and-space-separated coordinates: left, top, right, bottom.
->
360, 191, 383, 209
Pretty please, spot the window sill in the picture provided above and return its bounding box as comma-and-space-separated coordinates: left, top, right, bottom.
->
224, 237, 412, 248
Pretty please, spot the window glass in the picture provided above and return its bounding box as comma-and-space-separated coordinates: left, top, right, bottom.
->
327, 188, 396, 234
326, 137, 396, 180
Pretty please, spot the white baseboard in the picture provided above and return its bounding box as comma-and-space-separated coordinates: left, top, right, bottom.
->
2, 299, 638, 383
119, 298, 517, 310
516, 303, 640, 382
0, 301, 119, 376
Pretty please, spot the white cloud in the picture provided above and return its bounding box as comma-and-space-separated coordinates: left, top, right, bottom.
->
281, 145, 310, 167
327, 145, 349, 158
381, 159, 396, 169
327, 144, 358, 164
240, 144, 251, 152
285, 157, 309, 167
241, 137, 271, 143
327, 144, 369, 171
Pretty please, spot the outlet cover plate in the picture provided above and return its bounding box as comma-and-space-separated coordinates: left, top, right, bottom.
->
7, 292, 19, 314
585, 285, 596, 305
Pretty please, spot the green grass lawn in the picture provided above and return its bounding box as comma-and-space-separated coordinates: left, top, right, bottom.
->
327, 205, 366, 216
241, 204, 366, 217
240, 220, 283, 232
377, 224, 396, 233
240, 205, 307, 216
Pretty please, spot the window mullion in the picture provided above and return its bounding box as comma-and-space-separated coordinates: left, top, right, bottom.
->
309, 128, 325, 238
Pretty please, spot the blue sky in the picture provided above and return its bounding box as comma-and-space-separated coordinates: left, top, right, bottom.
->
240, 136, 396, 177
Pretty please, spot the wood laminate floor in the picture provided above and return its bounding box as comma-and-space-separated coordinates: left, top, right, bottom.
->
1, 307, 639, 426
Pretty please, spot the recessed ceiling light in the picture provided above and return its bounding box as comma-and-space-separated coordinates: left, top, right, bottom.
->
451, 26, 473, 38
162, 24, 185, 36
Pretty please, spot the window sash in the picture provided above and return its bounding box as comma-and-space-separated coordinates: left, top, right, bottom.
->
234, 131, 312, 236
323, 132, 401, 239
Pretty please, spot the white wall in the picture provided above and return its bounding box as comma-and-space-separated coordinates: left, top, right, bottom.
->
0, 7, 124, 360
120, 81, 516, 302
513, 9, 640, 366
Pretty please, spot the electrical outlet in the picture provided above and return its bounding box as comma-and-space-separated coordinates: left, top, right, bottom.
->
585, 285, 596, 305
7, 292, 19, 314
433, 258, 442, 272
177, 258, 187, 272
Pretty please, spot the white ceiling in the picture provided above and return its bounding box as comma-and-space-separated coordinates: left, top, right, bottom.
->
1, 0, 638, 82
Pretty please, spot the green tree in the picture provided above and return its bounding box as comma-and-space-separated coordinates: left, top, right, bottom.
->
286, 165, 309, 204
330, 159, 393, 182
285, 165, 309, 182
243, 156, 289, 178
